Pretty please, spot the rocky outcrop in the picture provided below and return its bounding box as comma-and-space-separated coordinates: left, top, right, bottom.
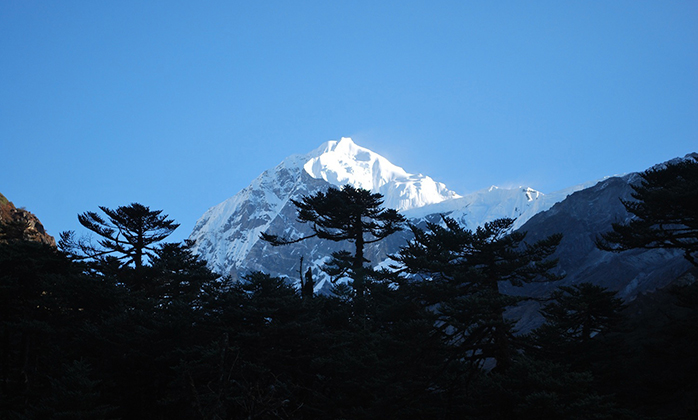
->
0, 193, 56, 246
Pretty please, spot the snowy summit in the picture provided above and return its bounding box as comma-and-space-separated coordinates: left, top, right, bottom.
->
189, 137, 592, 279
303, 137, 460, 211
189, 137, 461, 276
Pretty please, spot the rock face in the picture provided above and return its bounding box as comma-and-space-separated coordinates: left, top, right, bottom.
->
0, 193, 56, 246
189, 158, 332, 282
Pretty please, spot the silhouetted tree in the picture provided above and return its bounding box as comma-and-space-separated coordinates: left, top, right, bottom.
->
465, 355, 634, 420
60, 203, 179, 284
529, 282, 626, 374
262, 185, 405, 300
597, 156, 698, 266
395, 216, 562, 372
0, 239, 120, 418
27, 360, 117, 420
301, 268, 314, 299
143, 240, 220, 305
538, 283, 625, 345
81, 243, 222, 420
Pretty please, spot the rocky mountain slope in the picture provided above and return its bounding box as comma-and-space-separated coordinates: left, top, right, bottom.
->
189, 138, 592, 289
0, 192, 56, 246
501, 166, 695, 331
515, 172, 691, 300
185, 143, 695, 332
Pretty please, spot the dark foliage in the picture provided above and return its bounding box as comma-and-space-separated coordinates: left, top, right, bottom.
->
394, 216, 562, 372
598, 277, 698, 419
526, 282, 628, 385
597, 157, 698, 266
530, 283, 626, 357
262, 185, 406, 299
3, 195, 695, 419
60, 203, 179, 275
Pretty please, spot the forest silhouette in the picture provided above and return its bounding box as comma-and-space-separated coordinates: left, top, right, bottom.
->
1, 159, 696, 419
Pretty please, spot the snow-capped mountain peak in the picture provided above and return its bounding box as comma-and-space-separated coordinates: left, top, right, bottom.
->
304, 137, 409, 190
189, 137, 460, 275
303, 137, 460, 211
189, 137, 598, 284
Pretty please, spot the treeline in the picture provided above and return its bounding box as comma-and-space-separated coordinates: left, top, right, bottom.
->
0, 159, 696, 419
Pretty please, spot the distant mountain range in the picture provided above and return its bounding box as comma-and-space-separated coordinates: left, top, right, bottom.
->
189, 138, 695, 309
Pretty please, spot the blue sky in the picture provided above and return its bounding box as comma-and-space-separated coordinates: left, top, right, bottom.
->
2, 1, 696, 243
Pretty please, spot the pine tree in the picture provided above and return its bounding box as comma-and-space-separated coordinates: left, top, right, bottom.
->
465, 355, 634, 420
597, 156, 698, 266
27, 360, 117, 420
395, 216, 562, 372
538, 283, 625, 345
262, 185, 405, 300
0, 239, 121, 418
143, 240, 220, 305
60, 203, 179, 286
529, 282, 626, 374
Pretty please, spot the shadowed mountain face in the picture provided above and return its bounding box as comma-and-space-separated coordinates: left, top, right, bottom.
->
516, 173, 690, 301
190, 140, 694, 316
189, 139, 587, 288
503, 172, 692, 332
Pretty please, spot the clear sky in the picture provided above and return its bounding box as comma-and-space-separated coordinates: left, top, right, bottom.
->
2, 1, 696, 243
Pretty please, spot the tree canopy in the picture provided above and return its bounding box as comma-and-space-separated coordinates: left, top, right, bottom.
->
597, 157, 698, 266
262, 185, 405, 299
60, 203, 179, 273
6, 189, 696, 419
395, 216, 562, 371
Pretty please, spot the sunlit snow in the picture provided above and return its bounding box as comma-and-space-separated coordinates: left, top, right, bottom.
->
189, 137, 602, 278
303, 137, 461, 211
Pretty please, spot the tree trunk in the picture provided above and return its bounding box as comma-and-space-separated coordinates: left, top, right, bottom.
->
1, 327, 9, 392
352, 213, 366, 300
489, 278, 511, 372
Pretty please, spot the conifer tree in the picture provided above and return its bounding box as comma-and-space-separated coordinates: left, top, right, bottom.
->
144, 240, 220, 305
262, 185, 405, 300
538, 282, 625, 345
529, 282, 626, 374
28, 360, 117, 420
60, 203, 179, 283
597, 156, 698, 266
395, 216, 562, 372
0, 239, 120, 418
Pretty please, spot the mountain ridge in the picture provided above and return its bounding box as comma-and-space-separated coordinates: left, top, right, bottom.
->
189, 138, 609, 288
